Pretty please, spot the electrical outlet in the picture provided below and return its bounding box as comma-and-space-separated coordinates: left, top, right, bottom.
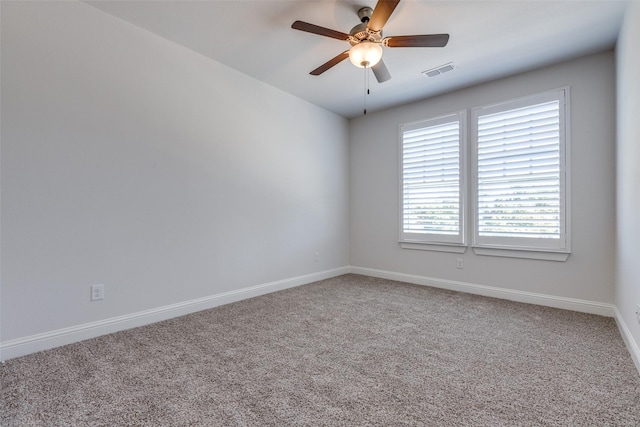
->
91, 284, 104, 301
456, 258, 464, 269
636, 304, 640, 325
314, 251, 320, 262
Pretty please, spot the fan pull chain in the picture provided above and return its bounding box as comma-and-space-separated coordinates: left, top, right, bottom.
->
363, 64, 370, 115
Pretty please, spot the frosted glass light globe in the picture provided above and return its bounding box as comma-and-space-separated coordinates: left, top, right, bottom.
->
349, 41, 383, 68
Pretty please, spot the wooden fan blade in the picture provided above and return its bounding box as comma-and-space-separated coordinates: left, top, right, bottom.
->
372, 60, 391, 83
292, 21, 350, 41
385, 34, 450, 48
368, 0, 401, 32
310, 51, 350, 76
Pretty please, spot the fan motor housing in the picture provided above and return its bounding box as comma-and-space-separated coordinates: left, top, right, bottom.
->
349, 7, 382, 46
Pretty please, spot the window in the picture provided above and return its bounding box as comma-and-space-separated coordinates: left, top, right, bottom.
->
399, 111, 466, 252
398, 89, 570, 261
471, 89, 570, 260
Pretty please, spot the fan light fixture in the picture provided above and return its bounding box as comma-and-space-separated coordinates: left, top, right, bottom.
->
348, 41, 382, 68
291, 0, 451, 115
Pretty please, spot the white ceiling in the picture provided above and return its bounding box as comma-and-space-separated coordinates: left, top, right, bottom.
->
86, 0, 628, 118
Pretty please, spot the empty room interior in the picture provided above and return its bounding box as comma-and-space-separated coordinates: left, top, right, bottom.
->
2, 0, 640, 425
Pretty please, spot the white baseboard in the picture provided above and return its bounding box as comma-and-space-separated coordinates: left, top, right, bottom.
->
6, 266, 636, 377
613, 307, 640, 375
349, 266, 616, 317
0, 267, 349, 361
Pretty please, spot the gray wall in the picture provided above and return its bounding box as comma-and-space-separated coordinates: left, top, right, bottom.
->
350, 51, 616, 304
1, 2, 350, 344
616, 3, 640, 359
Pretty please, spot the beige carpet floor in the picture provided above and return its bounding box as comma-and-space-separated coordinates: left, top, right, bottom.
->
2, 274, 640, 426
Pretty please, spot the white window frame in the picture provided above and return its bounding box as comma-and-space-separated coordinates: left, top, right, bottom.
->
399, 111, 467, 253
470, 88, 571, 261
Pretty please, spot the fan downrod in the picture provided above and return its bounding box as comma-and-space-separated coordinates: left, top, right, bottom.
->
357, 7, 373, 23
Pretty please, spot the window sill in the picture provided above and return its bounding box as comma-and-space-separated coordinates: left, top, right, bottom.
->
472, 246, 570, 262
400, 241, 468, 254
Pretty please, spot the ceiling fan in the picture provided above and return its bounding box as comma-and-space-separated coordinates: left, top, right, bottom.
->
291, 0, 449, 83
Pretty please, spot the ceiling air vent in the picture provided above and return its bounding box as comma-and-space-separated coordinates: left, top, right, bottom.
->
422, 62, 455, 78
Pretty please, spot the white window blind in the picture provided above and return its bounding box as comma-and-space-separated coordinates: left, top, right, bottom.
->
400, 112, 465, 246
472, 89, 569, 253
